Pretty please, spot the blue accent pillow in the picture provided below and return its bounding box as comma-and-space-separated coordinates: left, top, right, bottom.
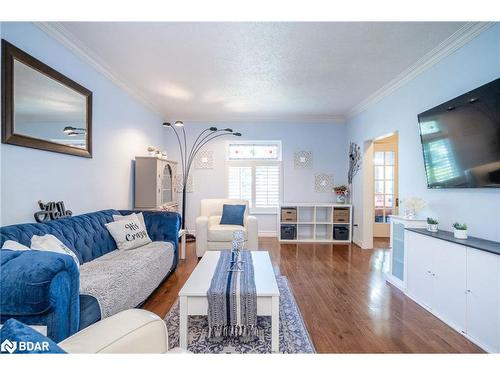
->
219, 204, 246, 226
0, 319, 66, 354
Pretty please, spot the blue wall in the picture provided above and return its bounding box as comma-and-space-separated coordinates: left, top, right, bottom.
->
163, 122, 347, 234
348, 24, 500, 242
0, 23, 164, 225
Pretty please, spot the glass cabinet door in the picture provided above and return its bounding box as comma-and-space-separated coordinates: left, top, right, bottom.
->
161, 164, 173, 204
392, 222, 405, 281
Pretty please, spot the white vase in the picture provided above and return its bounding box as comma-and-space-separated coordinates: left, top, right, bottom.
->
454, 229, 468, 239
404, 208, 416, 219
427, 223, 438, 232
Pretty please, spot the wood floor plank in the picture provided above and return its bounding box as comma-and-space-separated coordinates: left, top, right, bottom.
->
141, 237, 483, 353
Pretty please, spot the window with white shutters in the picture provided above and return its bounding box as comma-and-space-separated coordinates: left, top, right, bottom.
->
255, 165, 280, 208
226, 141, 281, 213
228, 166, 253, 205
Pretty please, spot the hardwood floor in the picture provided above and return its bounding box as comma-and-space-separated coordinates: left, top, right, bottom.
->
142, 237, 483, 353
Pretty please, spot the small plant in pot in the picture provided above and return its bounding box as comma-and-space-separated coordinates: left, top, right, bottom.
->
426, 217, 439, 232
452, 222, 468, 239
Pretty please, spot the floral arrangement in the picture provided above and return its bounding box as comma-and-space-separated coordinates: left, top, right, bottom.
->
401, 197, 425, 218
427, 217, 438, 225
333, 185, 349, 195
402, 197, 426, 211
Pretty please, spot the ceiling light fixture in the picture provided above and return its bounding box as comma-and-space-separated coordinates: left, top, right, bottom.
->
63, 126, 86, 135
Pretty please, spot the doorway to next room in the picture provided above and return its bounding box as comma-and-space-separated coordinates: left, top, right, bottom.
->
373, 133, 399, 239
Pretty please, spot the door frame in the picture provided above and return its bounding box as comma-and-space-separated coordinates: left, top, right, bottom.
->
373, 137, 399, 237
361, 131, 399, 248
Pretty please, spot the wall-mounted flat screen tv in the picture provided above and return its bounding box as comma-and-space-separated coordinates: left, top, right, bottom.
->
417, 78, 500, 189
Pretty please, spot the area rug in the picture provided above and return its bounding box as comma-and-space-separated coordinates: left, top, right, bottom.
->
164, 276, 315, 353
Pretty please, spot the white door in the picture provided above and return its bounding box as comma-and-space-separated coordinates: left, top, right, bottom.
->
406, 232, 434, 309
432, 240, 467, 332
466, 247, 500, 352
373, 141, 398, 237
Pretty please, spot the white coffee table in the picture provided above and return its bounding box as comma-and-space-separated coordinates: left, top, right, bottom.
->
178, 251, 280, 352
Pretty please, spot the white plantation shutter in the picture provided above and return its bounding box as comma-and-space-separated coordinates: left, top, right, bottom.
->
255, 165, 280, 208
226, 141, 281, 212
228, 166, 253, 206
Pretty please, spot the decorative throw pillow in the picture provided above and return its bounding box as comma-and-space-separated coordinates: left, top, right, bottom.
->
30, 234, 80, 269
1, 240, 30, 251
112, 212, 147, 230
220, 204, 246, 226
105, 213, 152, 251
0, 319, 66, 354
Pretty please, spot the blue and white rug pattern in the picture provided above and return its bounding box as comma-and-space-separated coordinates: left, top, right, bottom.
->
164, 276, 315, 353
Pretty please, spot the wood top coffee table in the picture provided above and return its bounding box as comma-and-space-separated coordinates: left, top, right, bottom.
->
178, 251, 280, 352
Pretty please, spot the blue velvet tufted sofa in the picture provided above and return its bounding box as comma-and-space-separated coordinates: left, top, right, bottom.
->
0, 209, 181, 342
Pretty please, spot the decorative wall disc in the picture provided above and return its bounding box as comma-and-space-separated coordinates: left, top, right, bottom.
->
175, 174, 194, 193
194, 150, 214, 169
315, 174, 333, 193
294, 151, 313, 169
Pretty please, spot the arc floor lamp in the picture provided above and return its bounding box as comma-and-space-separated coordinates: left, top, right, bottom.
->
163, 121, 242, 241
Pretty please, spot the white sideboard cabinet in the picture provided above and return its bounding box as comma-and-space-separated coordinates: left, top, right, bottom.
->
405, 229, 500, 353
465, 247, 500, 353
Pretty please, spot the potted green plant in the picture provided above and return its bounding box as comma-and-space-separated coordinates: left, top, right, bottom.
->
452, 222, 468, 239
426, 217, 439, 232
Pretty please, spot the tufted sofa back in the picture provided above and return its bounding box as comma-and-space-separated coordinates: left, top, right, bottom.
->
0, 209, 121, 264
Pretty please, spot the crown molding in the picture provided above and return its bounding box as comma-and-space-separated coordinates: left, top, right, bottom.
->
178, 115, 346, 124
33, 22, 163, 118
34, 22, 344, 124
34, 22, 494, 124
347, 22, 496, 119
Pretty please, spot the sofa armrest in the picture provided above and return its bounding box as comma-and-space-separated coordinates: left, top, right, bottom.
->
245, 215, 258, 250
195, 216, 209, 257
58, 309, 169, 353
0, 250, 80, 342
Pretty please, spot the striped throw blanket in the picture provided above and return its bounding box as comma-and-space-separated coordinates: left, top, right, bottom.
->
207, 251, 257, 338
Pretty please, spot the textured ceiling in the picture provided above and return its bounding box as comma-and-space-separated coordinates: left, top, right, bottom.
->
56, 22, 466, 122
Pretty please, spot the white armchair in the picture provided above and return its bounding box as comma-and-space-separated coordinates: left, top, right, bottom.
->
58, 309, 187, 353
195, 199, 258, 257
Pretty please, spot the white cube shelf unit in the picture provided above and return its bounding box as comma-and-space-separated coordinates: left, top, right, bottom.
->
278, 203, 352, 243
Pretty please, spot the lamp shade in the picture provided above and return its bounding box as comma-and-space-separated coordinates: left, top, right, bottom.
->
174, 121, 184, 127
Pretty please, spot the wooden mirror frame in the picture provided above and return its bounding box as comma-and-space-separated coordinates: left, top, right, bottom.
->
1, 39, 93, 158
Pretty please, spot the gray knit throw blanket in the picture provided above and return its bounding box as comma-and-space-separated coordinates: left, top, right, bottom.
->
207, 250, 257, 338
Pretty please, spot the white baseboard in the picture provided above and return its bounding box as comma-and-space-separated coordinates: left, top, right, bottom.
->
259, 231, 278, 238
385, 273, 405, 292
353, 237, 364, 248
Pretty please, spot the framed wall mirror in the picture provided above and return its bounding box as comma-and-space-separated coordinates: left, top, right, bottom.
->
1, 40, 92, 158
